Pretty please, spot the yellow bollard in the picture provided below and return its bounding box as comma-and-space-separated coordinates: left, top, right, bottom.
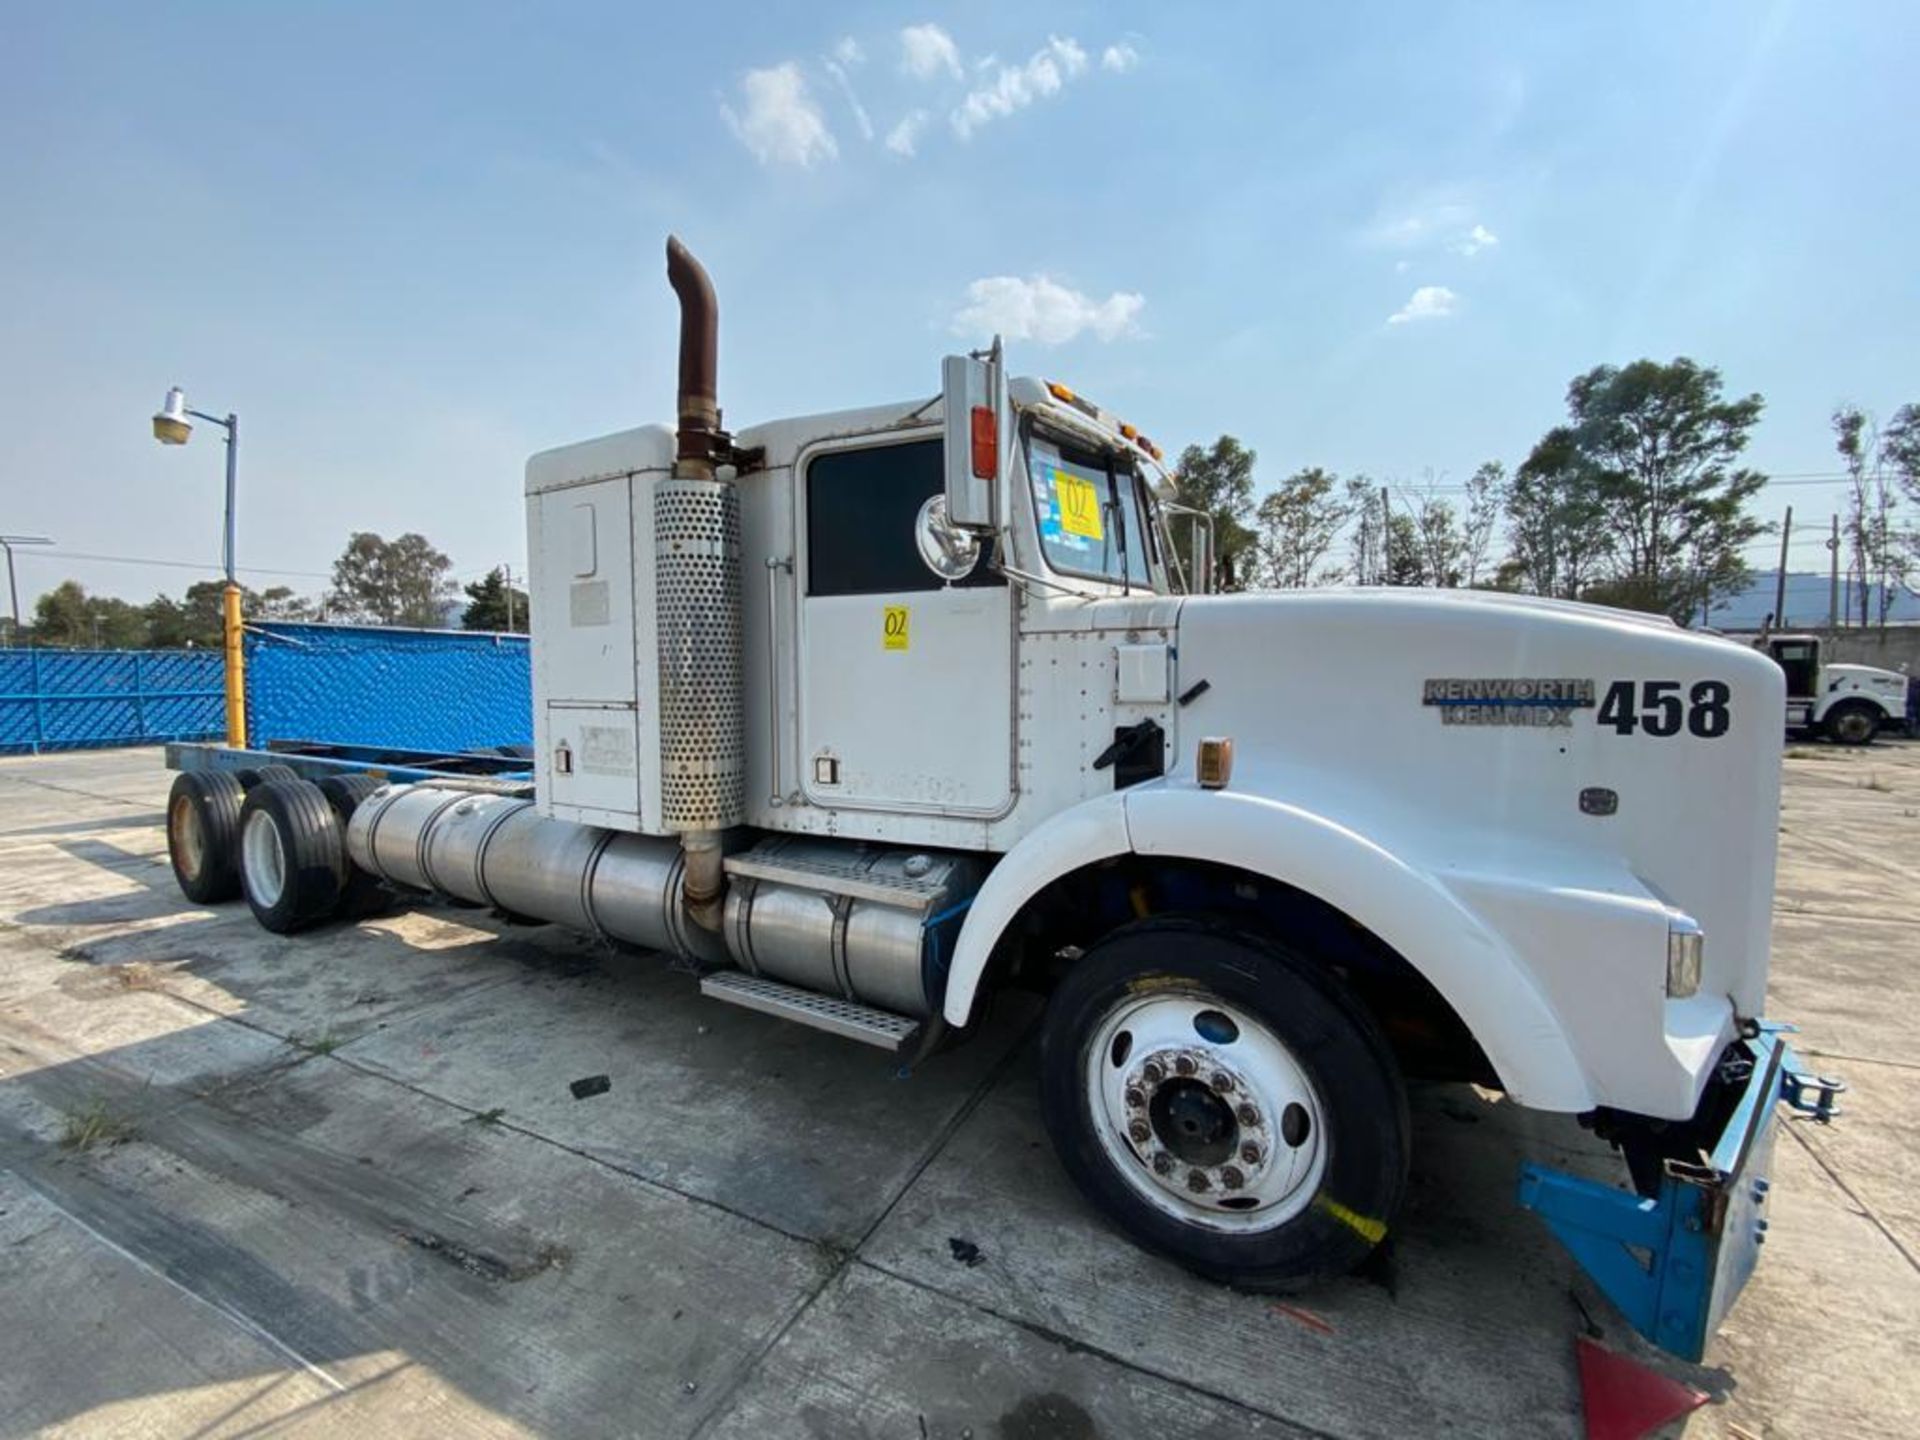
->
223, 581, 248, 748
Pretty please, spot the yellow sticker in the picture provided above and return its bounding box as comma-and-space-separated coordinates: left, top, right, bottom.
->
882, 604, 910, 651
1054, 469, 1104, 540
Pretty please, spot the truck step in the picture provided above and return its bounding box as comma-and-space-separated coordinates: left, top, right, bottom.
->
698, 971, 922, 1052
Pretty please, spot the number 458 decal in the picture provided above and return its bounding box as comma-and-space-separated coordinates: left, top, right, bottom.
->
1597, 680, 1731, 738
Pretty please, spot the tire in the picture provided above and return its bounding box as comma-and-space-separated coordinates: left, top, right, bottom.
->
315, 774, 392, 919
166, 771, 245, 903
235, 763, 301, 792
237, 778, 348, 933
1038, 916, 1409, 1292
1824, 700, 1880, 747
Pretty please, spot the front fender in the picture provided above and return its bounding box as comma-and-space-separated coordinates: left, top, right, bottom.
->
945, 786, 1594, 1112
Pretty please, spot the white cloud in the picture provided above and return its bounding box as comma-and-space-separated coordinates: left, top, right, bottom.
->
1387, 285, 1458, 326
885, 110, 929, 158
953, 275, 1144, 344
1454, 223, 1499, 257
1101, 43, 1140, 73
832, 36, 864, 67
1394, 259, 1411, 274
823, 59, 874, 142
721, 63, 837, 167
1365, 200, 1475, 250
901, 23, 963, 80
952, 36, 1090, 139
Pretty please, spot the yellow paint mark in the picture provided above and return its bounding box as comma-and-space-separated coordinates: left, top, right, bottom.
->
1315, 1196, 1388, 1245
1054, 470, 1104, 540
882, 605, 910, 651
1127, 884, 1152, 920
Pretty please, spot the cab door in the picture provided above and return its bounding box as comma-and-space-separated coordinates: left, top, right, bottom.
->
796, 433, 1013, 815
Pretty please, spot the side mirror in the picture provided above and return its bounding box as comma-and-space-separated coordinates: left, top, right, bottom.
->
941, 340, 1005, 533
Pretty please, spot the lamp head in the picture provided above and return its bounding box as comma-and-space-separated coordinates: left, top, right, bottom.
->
152, 386, 192, 445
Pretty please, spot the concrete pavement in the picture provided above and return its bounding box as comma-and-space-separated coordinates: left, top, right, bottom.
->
0, 744, 1914, 1438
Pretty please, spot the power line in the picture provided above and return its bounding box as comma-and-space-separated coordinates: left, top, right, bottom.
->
32, 549, 335, 581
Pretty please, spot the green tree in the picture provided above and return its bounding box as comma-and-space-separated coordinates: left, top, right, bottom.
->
1168, 436, 1258, 591
1519, 358, 1766, 620
1501, 429, 1612, 599
1383, 510, 1427, 586
1253, 468, 1353, 587
1460, 462, 1506, 587
328, 532, 457, 627
461, 567, 530, 632
29, 580, 150, 648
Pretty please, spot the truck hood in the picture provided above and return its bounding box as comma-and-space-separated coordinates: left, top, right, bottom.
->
1167, 588, 1783, 1019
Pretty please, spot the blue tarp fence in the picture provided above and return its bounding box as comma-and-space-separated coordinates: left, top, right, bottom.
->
2, 623, 532, 756
245, 622, 531, 752
0, 648, 225, 754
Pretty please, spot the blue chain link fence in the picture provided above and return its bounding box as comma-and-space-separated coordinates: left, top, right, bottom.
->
0, 649, 225, 754
3, 624, 531, 757
245, 622, 531, 752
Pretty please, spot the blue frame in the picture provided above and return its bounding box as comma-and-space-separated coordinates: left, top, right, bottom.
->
1517, 1023, 1843, 1362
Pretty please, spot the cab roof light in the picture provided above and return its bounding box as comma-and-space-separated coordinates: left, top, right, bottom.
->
1119, 422, 1138, 440
1046, 380, 1101, 420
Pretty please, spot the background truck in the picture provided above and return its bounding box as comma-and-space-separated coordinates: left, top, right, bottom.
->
162, 236, 1840, 1363
1761, 632, 1909, 744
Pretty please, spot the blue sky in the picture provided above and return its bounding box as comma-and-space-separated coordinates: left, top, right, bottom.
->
3, 1, 1916, 614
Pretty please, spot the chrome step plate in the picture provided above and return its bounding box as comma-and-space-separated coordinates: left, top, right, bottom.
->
699, 971, 921, 1052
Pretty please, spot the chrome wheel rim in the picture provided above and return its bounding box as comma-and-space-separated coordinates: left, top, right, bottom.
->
171, 795, 205, 880
241, 810, 286, 908
1086, 990, 1327, 1232
1835, 711, 1873, 743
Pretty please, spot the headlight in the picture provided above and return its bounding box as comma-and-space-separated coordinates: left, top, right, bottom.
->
1667, 917, 1704, 998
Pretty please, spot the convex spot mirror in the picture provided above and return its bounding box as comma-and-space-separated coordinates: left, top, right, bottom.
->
915, 495, 982, 581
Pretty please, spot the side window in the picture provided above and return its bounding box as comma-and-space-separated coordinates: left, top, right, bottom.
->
806, 439, 1000, 596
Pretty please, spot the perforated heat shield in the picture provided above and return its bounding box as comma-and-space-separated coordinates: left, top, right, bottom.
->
653, 478, 745, 830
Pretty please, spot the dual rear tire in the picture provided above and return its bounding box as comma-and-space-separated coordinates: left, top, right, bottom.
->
166, 769, 386, 932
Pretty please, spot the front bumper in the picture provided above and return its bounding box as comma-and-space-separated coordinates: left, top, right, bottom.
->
1516, 1022, 1844, 1362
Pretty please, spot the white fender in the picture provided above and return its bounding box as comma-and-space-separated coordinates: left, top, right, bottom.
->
944, 786, 1594, 1112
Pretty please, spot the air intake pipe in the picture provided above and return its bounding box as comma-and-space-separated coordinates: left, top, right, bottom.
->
660, 235, 744, 931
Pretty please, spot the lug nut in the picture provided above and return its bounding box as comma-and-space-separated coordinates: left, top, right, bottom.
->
1128, 1120, 1151, 1145
1186, 1170, 1211, 1193
1152, 1153, 1175, 1176
1220, 1166, 1245, 1190
1174, 1055, 1197, 1077
1124, 1087, 1145, 1110
1237, 1103, 1261, 1127
1142, 1061, 1165, 1085
1210, 1072, 1234, 1093
1240, 1142, 1262, 1165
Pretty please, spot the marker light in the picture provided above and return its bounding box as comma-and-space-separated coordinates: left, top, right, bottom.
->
1047, 381, 1077, 404
1666, 917, 1704, 998
1196, 737, 1234, 790
970, 405, 997, 479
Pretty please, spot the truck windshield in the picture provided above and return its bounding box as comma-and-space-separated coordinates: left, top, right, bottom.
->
1026, 432, 1160, 590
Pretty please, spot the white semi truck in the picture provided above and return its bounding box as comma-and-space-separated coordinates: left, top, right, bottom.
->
164, 237, 1841, 1363
1760, 632, 1908, 743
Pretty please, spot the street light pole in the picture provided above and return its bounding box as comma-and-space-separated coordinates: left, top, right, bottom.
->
0, 534, 55, 646
152, 387, 248, 747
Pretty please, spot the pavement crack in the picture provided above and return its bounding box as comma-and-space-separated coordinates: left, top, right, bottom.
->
1786, 1121, 1920, 1276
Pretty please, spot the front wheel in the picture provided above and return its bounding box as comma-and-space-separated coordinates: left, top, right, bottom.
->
1824, 700, 1880, 746
1038, 918, 1408, 1291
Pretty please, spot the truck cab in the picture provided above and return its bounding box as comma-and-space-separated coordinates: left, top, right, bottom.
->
1763, 632, 1907, 744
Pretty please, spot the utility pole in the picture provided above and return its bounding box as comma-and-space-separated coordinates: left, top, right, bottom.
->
1772, 506, 1792, 631
1828, 514, 1840, 635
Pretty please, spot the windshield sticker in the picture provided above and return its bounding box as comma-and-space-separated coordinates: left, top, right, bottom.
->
1054, 470, 1104, 541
